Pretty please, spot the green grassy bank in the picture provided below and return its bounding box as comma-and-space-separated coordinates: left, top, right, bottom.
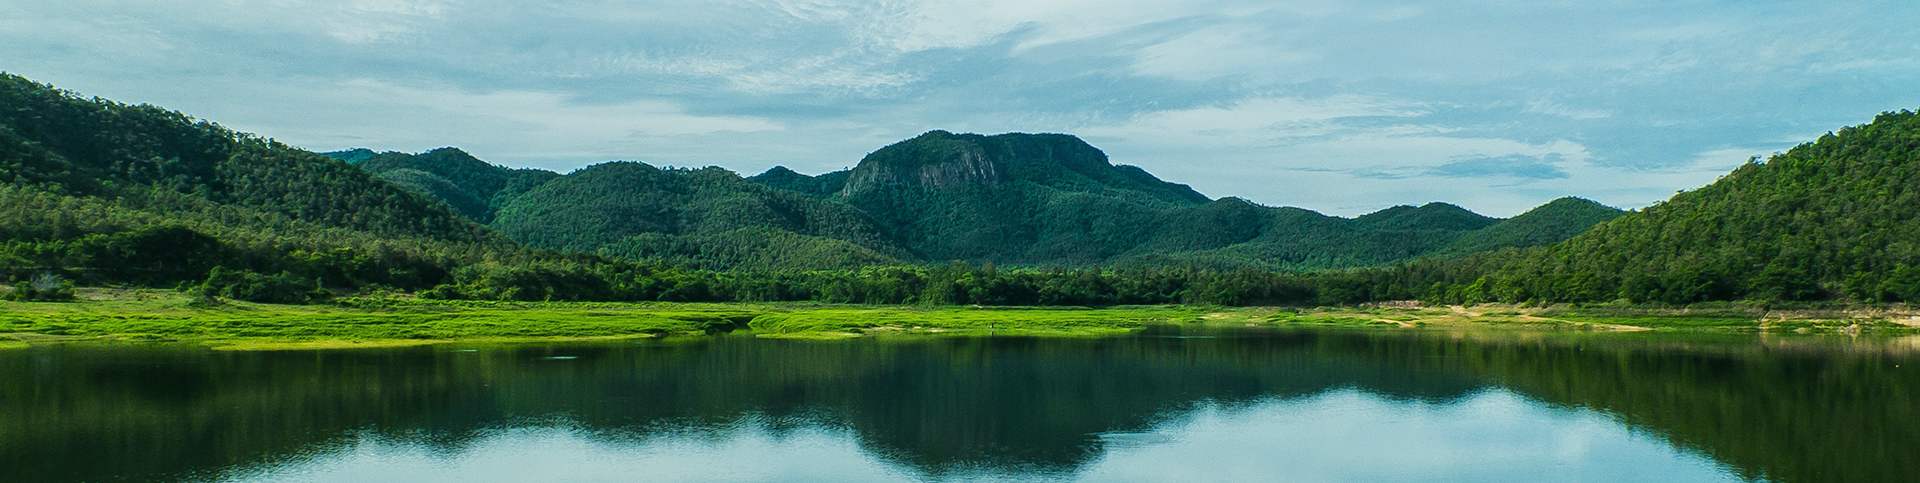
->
2, 289, 1916, 350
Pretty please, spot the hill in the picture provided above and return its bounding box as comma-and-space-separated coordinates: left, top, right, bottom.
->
330, 131, 1617, 271
825, 130, 1211, 263
0, 72, 1660, 306
1435, 197, 1625, 255
1353, 202, 1500, 231
331, 147, 559, 224
0, 73, 511, 299
747, 166, 851, 198
490, 162, 909, 269
738, 131, 1613, 269
1449, 110, 1920, 304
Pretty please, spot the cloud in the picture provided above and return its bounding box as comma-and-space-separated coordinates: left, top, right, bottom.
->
216, 78, 785, 171
1430, 154, 1571, 180
323, 0, 454, 44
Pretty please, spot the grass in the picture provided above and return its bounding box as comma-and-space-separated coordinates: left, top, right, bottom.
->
0, 291, 1205, 349
1, 289, 1914, 350
747, 306, 1200, 338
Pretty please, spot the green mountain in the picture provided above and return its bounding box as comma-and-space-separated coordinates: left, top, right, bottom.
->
0, 76, 490, 242
1354, 202, 1499, 231
326, 130, 1617, 271
1453, 110, 1920, 304
747, 166, 850, 198
824, 130, 1210, 263
1436, 197, 1625, 255
0, 73, 511, 298
733, 131, 1614, 269
1106, 200, 1603, 271
0, 72, 1654, 306
328, 147, 559, 223
488, 162, 908, 269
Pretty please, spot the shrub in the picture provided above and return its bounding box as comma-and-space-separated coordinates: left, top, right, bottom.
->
195, 267, 330, 304
3, 272, 76, 302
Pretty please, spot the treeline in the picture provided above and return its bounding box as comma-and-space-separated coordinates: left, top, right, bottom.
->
409, 254, 1514, 306
0, 184, 506, 303
0, 177, 1511, 305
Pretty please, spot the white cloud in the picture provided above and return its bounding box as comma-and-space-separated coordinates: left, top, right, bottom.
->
237, 79, 784, 169
1070, 94, 1702, 216
322, 0, 455, 44
1525, 99, 1610, 120
1081, 95, 1429, 143
874, 0, 1213, 52
1130, 26, 1315, 81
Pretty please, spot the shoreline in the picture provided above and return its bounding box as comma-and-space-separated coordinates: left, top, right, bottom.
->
3, 290, 1917, 350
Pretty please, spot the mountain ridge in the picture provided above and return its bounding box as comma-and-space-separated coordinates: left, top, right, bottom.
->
334, 133, 1619, 271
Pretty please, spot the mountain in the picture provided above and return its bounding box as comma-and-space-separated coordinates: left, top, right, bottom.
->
0, 73, 521, 297
328, 147, 560, 224
1354, 203, 1500, 232
837, 130, 1208, 204
0, 74, 803, 303
747, 166, 850, 198
1105, 200, 1597, 271
1436, 197, 1625, 255
1454, 110, 1920, 304
733, 131, 1610, 269
489, 162, 909, 269
0, 75, 491, 243
0, 72, 1646, 305
822, 131, 1212, 263
326, 130, 1615, 271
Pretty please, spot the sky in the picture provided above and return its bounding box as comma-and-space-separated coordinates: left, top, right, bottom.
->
5, 0, 1918, 216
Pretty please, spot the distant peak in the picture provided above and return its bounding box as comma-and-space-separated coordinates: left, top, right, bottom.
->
755, 165, 801, 177
320, 148, 379, 163
1542, 196, 1613, 208
839, 130, 1204, 204
420, 146, 482, 161
1512, 197, 1625, 218
1355, 201, 1498, 231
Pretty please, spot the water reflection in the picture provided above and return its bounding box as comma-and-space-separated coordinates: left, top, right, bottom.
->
2, 327, 1914, 482
209, 389, 1739, 483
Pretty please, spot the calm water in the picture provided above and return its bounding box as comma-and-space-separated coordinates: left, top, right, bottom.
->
3, 326, 1916, 483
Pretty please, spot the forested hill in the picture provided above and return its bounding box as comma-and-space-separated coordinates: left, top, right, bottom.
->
0, 73, 522, 300
837, 130, 1210, 204
1435, 197, 1625, 255
341, 131, 1623, 271
344, 147, 558, 224
491, 162, 911, 270
1442, 110, 1920, 304
0, 72, 1638, 306
0, 75, 493, 243
742, 132, 1621, 269
776, 130, 1216, 263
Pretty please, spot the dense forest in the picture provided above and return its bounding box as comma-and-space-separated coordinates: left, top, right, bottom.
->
4, 72, 1917, 306
1428, 110, 1920, 305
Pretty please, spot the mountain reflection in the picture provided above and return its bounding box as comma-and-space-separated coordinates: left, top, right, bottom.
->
3, 327, 1915, 483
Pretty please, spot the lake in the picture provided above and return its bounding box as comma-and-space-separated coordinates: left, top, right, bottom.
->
3, 326, 1915, 483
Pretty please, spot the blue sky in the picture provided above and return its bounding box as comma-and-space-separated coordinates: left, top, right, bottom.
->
5, 0, 1918, 216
